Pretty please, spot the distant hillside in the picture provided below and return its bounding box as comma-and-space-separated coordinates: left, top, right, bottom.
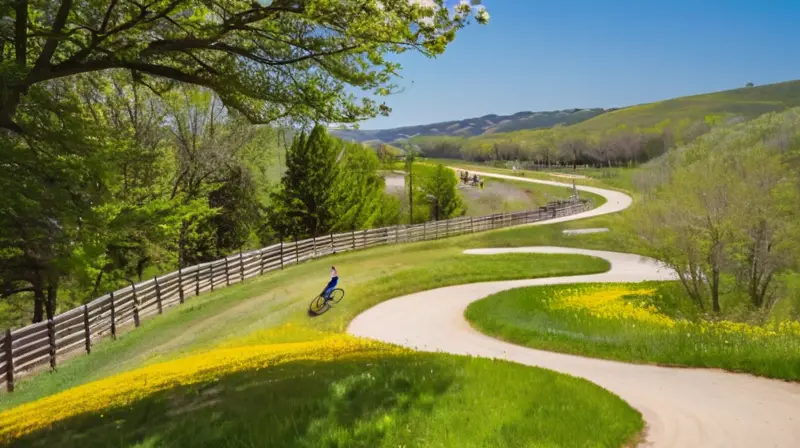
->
401, 79, 800, 166
331, 108, 610, 144
572, 80, 800, 132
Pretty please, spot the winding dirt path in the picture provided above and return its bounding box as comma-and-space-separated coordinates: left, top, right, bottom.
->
349, 169, 800, 447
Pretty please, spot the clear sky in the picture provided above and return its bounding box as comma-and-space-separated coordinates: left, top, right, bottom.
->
359, 0, 800, 130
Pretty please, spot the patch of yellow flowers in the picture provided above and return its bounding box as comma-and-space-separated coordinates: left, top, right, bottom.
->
0, 335, 409, 442
551, 287, 673, 327
551, 286, 800, 338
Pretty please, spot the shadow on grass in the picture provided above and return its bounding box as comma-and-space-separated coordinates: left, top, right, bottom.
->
11, 356, 455, 448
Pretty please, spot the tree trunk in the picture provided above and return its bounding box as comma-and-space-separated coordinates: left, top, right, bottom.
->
32, 281, 46, 323
46, 281, 57, 321
711, 265, 721, 313
178, 220, 188, 268
91, 269, 105, 297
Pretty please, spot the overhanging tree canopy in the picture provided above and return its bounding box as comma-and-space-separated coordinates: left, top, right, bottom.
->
0, 0, 489, 133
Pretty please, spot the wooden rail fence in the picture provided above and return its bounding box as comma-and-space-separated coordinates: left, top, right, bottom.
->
0, 199, 590, 392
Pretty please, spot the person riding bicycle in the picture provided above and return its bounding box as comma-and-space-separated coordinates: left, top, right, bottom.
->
322, 266, 339, 301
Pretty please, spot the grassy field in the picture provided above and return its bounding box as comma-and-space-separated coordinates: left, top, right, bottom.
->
457, 175, 605, 216
465, 282, 800, 381
571, 79, 800, 132
0, 225, 647, 447
3, 338, 642, 447
0, 246, 609, 411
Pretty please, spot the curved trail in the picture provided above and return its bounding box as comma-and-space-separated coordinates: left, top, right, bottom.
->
349, 169, 800, 447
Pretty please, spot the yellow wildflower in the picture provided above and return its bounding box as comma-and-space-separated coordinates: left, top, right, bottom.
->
0, 336, 409, 442
549, 285, 800, 340
551, 286, 674, 327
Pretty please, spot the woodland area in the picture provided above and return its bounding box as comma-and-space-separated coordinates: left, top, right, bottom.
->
629, 109, 800, 319
411, 114, 734, 167
0, 0, 489, 327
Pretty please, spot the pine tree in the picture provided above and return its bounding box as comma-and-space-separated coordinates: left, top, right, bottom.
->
271, 125, 340, 238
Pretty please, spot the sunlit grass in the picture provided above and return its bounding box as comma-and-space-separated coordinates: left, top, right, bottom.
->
0, 246, 610, 411
5, 348, 642, 448
0, 336, 407, 442
466, 282, 800, 380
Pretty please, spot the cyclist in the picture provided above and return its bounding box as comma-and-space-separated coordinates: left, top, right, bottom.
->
322, 266, 339, 301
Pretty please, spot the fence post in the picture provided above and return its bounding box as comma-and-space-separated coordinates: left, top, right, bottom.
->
224, 257, 230, 286
363, 229, 367, 247
470, 217, 474, 233
210, 263, 215, 291
47, 319, 56, 370
239, 251, 245, 281
110, 291, 117, 340
423, 222, 427, 240
4, 329, 13, 392
351, 230, 355, 249
330, 233, 335, 254
312, 236, 317, 258
131, 282, 140, 328
294, 236, 299, 264
83, 305, 91, 354
195, 265, 201, 296
178, 267, 185, 304
445, 219, 449, 237
260, 249, 266, 276
154, 276, 163, 314
280, 238, 284, 270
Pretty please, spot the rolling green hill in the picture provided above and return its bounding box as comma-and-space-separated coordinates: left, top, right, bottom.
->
571, 80, 800, 132
397, 79, 800, 163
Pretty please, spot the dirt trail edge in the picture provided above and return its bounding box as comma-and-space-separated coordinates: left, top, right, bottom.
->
349, 169, 800, 448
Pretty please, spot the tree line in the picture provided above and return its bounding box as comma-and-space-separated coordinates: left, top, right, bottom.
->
410, 115, 735, 168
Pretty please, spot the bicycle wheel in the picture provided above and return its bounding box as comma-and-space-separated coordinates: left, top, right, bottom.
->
309, 295, 329, 315
329, 288, 345, 304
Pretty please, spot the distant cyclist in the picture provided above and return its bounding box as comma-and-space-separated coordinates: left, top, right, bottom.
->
322, 266, 339, 302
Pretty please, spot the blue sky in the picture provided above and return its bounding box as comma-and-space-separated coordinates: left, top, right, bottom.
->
359, 0, 800, 129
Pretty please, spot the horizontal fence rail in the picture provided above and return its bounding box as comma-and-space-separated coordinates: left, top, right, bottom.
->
0, 199, 590, 392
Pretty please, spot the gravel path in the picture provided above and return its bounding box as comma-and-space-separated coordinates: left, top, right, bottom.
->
349, 169, 800, 447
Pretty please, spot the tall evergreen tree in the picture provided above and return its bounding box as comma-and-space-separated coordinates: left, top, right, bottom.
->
272, 125, 340, 238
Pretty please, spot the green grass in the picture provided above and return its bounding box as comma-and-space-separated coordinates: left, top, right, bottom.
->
458, 176, 587, 216
465, 282, 800, 381
0, 241, 610, 411
572, 79, 800, 132
10, 354, 642, 448
0, 237, 646, 448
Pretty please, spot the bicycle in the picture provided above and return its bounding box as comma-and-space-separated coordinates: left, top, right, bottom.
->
308, 288, 345, 315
